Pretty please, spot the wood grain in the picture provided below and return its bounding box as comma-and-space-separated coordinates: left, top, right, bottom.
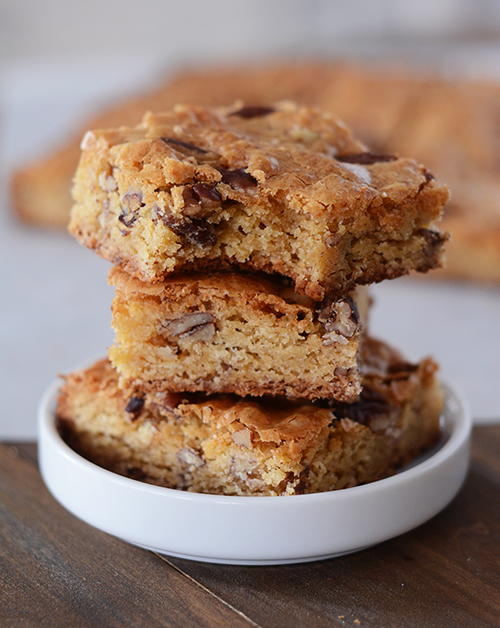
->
0, 443, 252, 628
1, 427, 499, 628
165, 427, 500, 628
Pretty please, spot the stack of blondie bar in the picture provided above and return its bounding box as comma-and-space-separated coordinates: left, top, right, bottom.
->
57, 102, 448, 495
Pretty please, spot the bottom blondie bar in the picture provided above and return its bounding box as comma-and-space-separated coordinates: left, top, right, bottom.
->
57, 338, 442, 496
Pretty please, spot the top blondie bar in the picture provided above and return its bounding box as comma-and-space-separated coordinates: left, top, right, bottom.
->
70, 102, 448, 300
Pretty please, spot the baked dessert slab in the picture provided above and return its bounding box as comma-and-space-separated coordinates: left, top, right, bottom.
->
11, 61, 500, 287
56, 337, 442, 497
69, 102, 448, 300
433, 179, 500, 282
377, 80, 500, 283
108, 267, 369, 402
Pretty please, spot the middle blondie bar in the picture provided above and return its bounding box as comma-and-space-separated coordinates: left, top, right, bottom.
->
109, 267, 369, 401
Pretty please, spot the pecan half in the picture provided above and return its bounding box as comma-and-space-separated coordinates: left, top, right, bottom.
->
318, 298, 359, 345
162, 312, 216, 342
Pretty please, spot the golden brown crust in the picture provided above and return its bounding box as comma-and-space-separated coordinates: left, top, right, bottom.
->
109, 265, 301, 302
108, 267, 367, 401
73, 102, 445, 224
57, 337, 442, 496
11, 61, 499, 286
58, 358, 332, 448
69, 102, 447, 298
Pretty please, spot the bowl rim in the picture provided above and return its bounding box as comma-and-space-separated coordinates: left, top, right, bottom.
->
39, 376, 471, 506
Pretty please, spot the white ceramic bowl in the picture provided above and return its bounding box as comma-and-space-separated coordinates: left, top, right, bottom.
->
38, 379, 471, 565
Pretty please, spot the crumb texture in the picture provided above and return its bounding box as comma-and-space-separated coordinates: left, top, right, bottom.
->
108, 268, 369, 401
57, 337, 442, 496
69, 102, 448, 299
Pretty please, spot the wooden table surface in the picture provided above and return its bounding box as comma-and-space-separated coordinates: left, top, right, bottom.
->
1, 427, 499, 628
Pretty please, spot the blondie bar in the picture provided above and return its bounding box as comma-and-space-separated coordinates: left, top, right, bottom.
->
57, 338, 442, 496
12, 62, 500, 286
108, 267, 369, 401
70, 102, 448, 300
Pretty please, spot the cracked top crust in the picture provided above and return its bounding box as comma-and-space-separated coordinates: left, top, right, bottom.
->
78, 101, 448, 228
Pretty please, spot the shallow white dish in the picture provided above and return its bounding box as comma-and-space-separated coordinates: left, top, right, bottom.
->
38, 379, 471, 566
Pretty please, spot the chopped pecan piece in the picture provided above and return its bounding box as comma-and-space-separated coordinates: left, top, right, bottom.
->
177, 447, 205, 468
182, 183, 222, 217
333, 387, 395, 428
161, 137, 208, 154
192, 183, 222, 206
121, 191, 143, 211
157, 208, 217, 248
230, 105, 275, 119
162, 312, 216, 342
416, 228, 448, 268
417, 228, 446, 249
318, 298, 359, 345
181, 187, 199, 209
125, 396, 145, 420
118, 191, 144, 227
337, 152, 398, 165
219, 168, 257, 191
118, 213, 138, 228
